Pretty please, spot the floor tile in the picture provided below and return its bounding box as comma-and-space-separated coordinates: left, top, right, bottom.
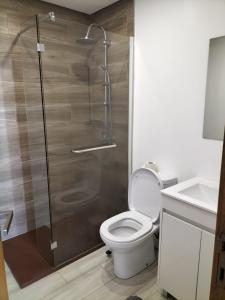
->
5, 263, 19, 294
135, 276, 161, 300
82, 266, 155, 300
43, 259, 115, 300
58, 246, 109, 282
9, 272, 66, 300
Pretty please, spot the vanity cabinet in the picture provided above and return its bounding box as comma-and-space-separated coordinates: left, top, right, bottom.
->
158, 212, 215, 300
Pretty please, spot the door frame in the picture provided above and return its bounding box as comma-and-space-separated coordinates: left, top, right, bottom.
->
210, 134, 225, 299
0, 241, 8, 300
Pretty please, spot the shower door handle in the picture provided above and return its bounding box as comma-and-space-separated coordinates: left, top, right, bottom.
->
72, 143, 117, 154
0, 210, 13, 237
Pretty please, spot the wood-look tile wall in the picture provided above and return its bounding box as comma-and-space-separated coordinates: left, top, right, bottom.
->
0, 0, 89, 239
92, 0, 134, 37
0, 0, 133, 248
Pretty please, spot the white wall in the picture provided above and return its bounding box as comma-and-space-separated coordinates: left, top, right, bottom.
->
133, 0, 225, 182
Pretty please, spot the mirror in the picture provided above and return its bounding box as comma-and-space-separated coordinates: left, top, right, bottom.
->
203, 36, 225, 141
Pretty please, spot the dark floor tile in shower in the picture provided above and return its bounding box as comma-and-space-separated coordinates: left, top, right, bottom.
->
3, 230, 54, 288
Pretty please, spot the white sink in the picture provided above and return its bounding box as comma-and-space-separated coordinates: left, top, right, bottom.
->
180, 183, 218, 207
161, 177, 219, 231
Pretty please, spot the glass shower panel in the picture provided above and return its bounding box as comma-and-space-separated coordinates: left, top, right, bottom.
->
19, 16, 53, 265
38, 17, 129, 265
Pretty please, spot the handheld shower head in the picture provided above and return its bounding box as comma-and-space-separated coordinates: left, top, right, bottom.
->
48, 12, 56, 22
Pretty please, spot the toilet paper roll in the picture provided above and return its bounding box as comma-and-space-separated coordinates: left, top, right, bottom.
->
143, 161, 159, 173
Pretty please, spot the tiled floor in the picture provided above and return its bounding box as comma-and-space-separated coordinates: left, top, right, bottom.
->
6, 247, 167, 300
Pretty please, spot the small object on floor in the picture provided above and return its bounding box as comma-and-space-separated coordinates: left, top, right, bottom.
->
106, 249, 112, 256
125, 297, 143, 300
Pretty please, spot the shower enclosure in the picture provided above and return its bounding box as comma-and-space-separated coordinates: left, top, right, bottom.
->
6, 11, 131, 269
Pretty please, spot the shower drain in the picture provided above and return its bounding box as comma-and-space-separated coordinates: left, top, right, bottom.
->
125, 297, 143, 300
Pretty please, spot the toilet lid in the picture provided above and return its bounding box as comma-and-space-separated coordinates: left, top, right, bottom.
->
128, 168, 162, 223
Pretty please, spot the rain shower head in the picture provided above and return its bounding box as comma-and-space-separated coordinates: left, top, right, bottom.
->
77, 35, 96, 45
77, 23, 108, 46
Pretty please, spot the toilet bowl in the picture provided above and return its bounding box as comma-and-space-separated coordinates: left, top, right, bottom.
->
100, 167, 177, 279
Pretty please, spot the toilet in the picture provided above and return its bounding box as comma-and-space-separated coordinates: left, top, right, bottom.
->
100, 166, 177, 279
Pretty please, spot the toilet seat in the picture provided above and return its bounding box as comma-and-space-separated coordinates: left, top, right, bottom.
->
128, 167, 162, 223
100, 211, 153, 243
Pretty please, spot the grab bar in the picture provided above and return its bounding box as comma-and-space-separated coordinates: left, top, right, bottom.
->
72, 143, 117, 154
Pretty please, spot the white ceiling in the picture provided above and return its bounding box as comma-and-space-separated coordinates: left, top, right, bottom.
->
41, 0, 120, 14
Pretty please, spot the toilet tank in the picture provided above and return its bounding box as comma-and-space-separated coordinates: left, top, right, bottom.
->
143, 162, 177, 190
160, 172, 178, 189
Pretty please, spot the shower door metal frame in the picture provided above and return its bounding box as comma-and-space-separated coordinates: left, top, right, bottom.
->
35, 14, 56, 259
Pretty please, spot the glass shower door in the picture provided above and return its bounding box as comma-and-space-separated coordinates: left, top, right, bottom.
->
21, 15, 54, 266
38, 17, 129, 266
